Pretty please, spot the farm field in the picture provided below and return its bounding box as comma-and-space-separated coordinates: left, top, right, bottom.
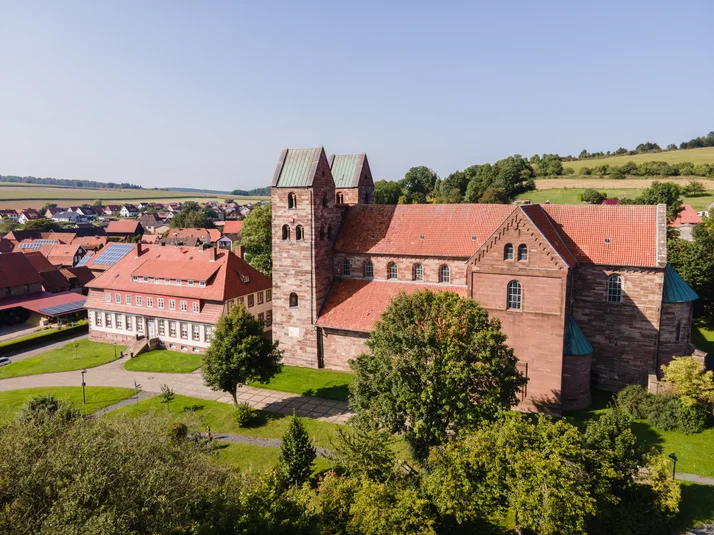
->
563, 146, 714, 173
0, 183, 267, 210
517, 188, 714, 210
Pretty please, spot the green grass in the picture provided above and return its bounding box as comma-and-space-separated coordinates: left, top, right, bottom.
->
566, 389, 714, 479
109, 394, 344, 449
215, 442, 334, 474
249, 365, 353, 401
123, 349, 203, 373
692, 325, 714, 355
674, 481, 714, 531
564, 146, 714, 173
0, 386, 135, 425
0, 339, 121, 378
0, 320, 88, 349
516, 188, 714, 210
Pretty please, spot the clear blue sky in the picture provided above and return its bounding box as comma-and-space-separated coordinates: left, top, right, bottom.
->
1, 1, 713, 191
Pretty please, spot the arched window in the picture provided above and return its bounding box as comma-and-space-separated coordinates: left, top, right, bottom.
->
675, 320, 682, 342
319, 227, 325, 241
322, 193, 328, 208
327, 225, 333, 240
507, 280, 522, 309
364, 260, 374, 278
387, 262, 398, 280
413, 263, 423, 281
504, 243, 514, 260
295, 225, 304, 241
439, 265, 450, 283
518, 244, 528, 261
343, 259, 351, 276
289, 293, 298, 308
288, 192, 296, 209
336, 192, 344, 204
607, 274, 622, 303
282, 225, 290, 240
364, 191, 370, 204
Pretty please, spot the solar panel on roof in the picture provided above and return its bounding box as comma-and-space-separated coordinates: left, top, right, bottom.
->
75, 251, 94, 266
18, 239, 58, 250
38, 300, 86, 316
92, 244, 135, 266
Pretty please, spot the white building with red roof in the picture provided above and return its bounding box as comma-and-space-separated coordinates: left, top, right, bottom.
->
670, 203, 703, 241
85, 245, 272, 353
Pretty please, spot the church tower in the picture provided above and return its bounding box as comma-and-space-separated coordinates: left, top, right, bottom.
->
271, 147, 343, 367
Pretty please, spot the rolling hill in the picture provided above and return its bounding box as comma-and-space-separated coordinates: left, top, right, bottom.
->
564, 147, 714, 174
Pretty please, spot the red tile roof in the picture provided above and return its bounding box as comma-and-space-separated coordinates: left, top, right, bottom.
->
317, 279, 467, 332
61, 266, 95, 287
86, 245, 271, 301
164, 228, 214, 243
520, 205, 577, 267
0, 291, 85, 315
335, 204, 516, 258
40, 269, 71, 292
541, 204, 659, 267
0, 238, 14, 253
0, 253, 44, 287
671, 204, 702, 226
71, 236, 108, 251
23, 251, 56, 273
106, 220, 142, 234
223, 220, 243, 234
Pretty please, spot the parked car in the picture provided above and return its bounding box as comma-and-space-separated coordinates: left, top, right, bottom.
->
0, 357, 10, 367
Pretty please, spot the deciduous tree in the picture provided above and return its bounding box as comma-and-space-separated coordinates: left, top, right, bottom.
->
239, 203, 272, 277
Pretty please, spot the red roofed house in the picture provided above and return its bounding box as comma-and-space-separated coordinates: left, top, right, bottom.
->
85, 245, 272, 353
601, 199, 620, 206
271, 147, 699, 414
670, 204, 702, 241
106, 219, 143, 238
218, 220, 243, 250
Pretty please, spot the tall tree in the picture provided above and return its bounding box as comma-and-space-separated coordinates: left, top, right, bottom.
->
349, 290, 527, 460
374, 180, 402, 204
279, 413, 316, 486
239, 203, 272, 277
22, 218, 57, 231
202, 305, 282, 405
399, 166, 438, 203
633, 181, 683, 219
169, 201, 213, 228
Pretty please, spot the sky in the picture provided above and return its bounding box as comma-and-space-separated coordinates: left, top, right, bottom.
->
1, 1, 713, 191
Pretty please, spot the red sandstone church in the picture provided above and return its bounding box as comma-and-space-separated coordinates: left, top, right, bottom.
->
271, 146, 699, 413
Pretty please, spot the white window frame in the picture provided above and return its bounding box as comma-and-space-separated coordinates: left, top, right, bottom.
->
126, 294, 132, 305
180, 300, 187, 312
158, 298, 164, 309
136, 296, 143, 306
115, 293, 121, 304
105, 292, 111, 303
169, 299, 176, 311
192, 302, 199, 313
146, 297, 153, 308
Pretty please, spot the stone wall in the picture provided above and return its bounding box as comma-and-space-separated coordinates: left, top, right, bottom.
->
658, 301, 694, 371
331, 252, 468, 285
562, 353, 592, 411
320, 327, 369, 371
572, 264, 664, 390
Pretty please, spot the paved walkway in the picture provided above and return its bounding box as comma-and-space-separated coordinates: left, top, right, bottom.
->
91, 389, 157, 418
677, 473, 714, 486
0, 356, 353, 424
2, 334, 87, 362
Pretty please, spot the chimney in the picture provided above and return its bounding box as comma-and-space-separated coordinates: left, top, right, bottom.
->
135, 242, 142, 258
208, 247, 216, 262
236, 244, 245, 260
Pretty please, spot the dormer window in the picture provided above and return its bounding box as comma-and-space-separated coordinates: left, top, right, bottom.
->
199, 281, 206, 287
288, 192, 297, 209
132, 276, 138, 282
143, 276, 148, 282
188, 280, 194, 286
164, 278, 170, 284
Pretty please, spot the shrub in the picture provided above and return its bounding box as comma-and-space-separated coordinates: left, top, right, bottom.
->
159, 384, 175, 404
610, 169, 625, 180
660, 356, 714, 408
169, 421, 189, 440
582, 188, 605, 204
646, 394, 682, 431
677, 402, 708, 434
616, 385, 651, 419
233, 401, 256, 428
279, 412, 316, 485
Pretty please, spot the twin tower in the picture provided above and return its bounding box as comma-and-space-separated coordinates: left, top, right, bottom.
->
270, 147, 374, 367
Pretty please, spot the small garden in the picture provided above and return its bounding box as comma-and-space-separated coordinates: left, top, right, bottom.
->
123, 349, 203, 373
0, 339, 122, 378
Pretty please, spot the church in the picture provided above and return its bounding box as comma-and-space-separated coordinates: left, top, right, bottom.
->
270, 146, 698, 413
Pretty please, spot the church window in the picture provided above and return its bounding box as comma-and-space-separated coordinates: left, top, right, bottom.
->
322, 194, 328, 208
364, 260, 374, 278
343, 259, 351, 276
675, 320, 682, 342
296, 225, 304, 241
388, 262, 398, 280
439, 265, 450, 283
507, 280, 522, 310
518, 244, 528, 261
504, 243, 514, 260
288, 192, 296, 209
413, 263, 423, 281
282, 225, 290, 240
289, 292, 298, 308
607, 274, 622, 303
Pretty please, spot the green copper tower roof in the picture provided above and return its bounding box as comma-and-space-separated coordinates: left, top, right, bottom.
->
328, 153, 366, 188
271, 147, 323, 188
663, 263, 698, 303
564, 315, 593, 356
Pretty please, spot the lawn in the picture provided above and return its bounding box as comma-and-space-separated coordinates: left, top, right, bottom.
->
516, 187, 714, 211
0, 386, 135, 425
249, 365, 353, 401
0, 320, 88, 349
674, 481, 714, 531
0, 339, 121, 378
692, 324, 714, 355
562, 147, 714, 174
123, 349, 203, 373
565, 390, 714, 479
109, 394, 345, 449
215, 442, 334, 474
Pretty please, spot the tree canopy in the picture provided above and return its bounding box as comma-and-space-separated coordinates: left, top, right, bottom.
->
202, 304, 282, 405
349, 290, 527, 460
169, 201, 214, 228
239, 203, 272, 277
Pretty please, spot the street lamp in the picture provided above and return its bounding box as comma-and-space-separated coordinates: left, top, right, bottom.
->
81, 369, 87, 404
669, 452, 678, 480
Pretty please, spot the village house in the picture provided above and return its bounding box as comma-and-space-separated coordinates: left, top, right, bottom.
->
670, 204, 702, 241
85, 245, 272, 353
120, 204, 139, 217
17, 209, 41, 225
270, 146, 699, 415
106, 219, 143, 239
